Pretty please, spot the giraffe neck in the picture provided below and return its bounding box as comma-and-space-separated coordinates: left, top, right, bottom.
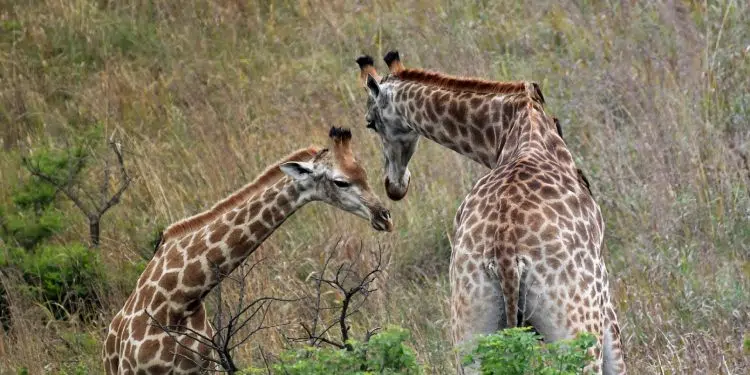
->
388, 80, 574, 170
151, 176, 308, 317
213, 176, 308, 271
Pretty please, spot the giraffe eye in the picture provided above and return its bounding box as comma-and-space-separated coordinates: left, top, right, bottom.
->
333, 180, 352, 188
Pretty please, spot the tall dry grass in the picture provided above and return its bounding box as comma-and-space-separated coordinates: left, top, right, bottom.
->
0, 0, 748, 373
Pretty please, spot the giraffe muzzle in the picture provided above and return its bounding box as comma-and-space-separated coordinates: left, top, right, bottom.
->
370, 208, 394, 232
384, 175, 410, 201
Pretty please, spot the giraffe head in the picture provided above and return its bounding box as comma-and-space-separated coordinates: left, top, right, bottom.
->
356, 53, 418, 201
280, 127, 393, 232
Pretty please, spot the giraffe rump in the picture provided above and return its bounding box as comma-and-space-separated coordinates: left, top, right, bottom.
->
160, 146, 321, 242
388, 68, 545, 105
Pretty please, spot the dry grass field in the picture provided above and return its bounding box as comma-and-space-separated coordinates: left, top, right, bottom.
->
0, 0, 748, 373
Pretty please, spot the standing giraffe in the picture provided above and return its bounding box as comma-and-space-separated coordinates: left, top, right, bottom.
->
103, 127, 393, 374
356, 52, 625, 374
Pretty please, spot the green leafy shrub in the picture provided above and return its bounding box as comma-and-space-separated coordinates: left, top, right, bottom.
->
3, 208, 65, 251
243, 327, 422, 375
463, 327, 596, 375
1, 146, 86, 250
0, 144, 109, 323
10, 244, 103, 320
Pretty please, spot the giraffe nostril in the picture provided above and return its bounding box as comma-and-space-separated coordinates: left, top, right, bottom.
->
371, 208, 394, 232
377, 209, 391, 221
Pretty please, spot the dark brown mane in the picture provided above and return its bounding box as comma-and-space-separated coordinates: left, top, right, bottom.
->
390, 68, 545, 104
160, 146, 321, 241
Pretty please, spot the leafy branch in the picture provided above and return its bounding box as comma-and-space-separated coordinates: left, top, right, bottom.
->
21, 137, 131, 247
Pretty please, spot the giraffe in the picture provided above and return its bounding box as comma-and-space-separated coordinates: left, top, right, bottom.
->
102, 127, 393, 374
356, 52, 625, 374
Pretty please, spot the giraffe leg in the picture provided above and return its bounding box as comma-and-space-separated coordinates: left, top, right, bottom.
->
521, 274, 605, 375
599, 261, 626, 374
172, 306, 215, 374
451, 248, 506, 375
602, 300, 627, 374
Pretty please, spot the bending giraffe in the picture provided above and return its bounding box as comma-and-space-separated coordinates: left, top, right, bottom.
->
102, 127, 393, 374
356, 52, 625, 374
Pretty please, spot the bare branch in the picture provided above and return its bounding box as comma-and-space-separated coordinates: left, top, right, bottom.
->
145, 241, 387, 372
365, 327, 381, 343
97, 140, 131, 217
144, 311, 223, 369
291, 240, 387, 352
258, 345, 272, 375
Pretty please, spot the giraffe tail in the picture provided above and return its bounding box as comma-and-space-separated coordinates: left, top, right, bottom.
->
493, 252, 529, 329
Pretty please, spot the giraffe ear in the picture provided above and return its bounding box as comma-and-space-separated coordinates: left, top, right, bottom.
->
280, 161, 315, 180
366, 74, 380, 98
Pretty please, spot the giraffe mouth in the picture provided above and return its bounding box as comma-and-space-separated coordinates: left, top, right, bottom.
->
384, 175, 410, 201
370, 208, 394, 232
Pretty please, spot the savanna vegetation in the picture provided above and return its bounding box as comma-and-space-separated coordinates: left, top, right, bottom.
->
0, 0, 748, 373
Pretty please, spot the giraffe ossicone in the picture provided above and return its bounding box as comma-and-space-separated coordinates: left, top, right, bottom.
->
356, 51, 626, 375
102, 127, 393, 374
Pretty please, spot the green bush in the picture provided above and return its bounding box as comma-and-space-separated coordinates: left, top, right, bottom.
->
462, 327, 596, 375
1, 146, 85, 250
243, 327, 422, 375
0, 144, 107, 323
9, 244, 103, 320
3, 208, 65, 251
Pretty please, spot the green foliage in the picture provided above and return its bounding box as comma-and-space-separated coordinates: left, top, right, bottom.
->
9, 244, 103, 320
1, 146, 86, 250
53, 331, 99, 375
3, 208, 64, 251
10, 179, 57, 212
21, 146, 87, 189
0, 143, 110, 323
463, 327, 596, 375
56, 364, 90, 375
243, 327, 421, 375
16, 363, 91, 375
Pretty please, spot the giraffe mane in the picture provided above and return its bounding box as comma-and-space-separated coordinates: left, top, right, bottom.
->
389, 68, 545, 104
160, 146, 322, 241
